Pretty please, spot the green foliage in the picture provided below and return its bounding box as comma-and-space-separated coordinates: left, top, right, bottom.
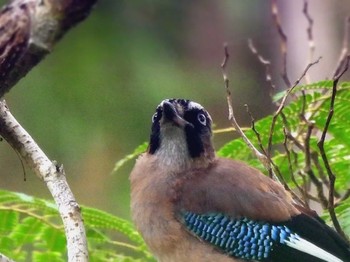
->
218, 80, 350, 234
112, 142, 148, 173
322, 198, 350, 237
0, 190, 154, 262
1, 81, 349, 261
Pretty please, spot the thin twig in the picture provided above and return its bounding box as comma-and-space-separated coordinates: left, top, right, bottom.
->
281, 120, 323, 206
300, 90, 307, 120
221, 43, 272, 175
333, 16, 350, 77
280, 112, 310, 206
304, 123, 328, 208
302, 0, 315, 84
284, 132, 304, 151
317, 55, 350, 241
213, 127, 251, 134
267, 57, 321, 158
13, 149, 27, 181
269, 153, 305, 205
265, 56, 320, 200
298, 170, 322, 204
244, 104, 267, 155
335, 189, 350, 207
310, 152, 329, 186
271, 0, 290, 87
298, 89, 338, 200
298, 88, 335, 199
282, 128, 308, 206
248, 39, 276, 93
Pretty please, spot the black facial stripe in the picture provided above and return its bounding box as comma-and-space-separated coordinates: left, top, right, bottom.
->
148, 107, 162, 154
148, 121, 160, 154
185, 125, 204, 158
183, 109, 211, 158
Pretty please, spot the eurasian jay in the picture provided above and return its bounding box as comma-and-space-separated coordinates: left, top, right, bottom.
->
130, 98, 350, 262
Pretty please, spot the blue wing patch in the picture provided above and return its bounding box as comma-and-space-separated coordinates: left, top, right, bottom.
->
182, 212, 299, 260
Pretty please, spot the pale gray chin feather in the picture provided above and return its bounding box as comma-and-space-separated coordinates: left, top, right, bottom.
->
156, 125, 190, 169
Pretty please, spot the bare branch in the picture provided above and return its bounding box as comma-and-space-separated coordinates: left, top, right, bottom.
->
248, 39, 276, 93
0, 253, 14, 262
335, 189, 350, 207
221, 43, 271, 174
310, 152, 329, 186
317, 55, 350, 241
247, 108, 294, 199
244, 104, 267, 155
304, 123, 328, 208
0, 0, 97, 98
0, 100, 88, 261
213, 127, 250, 134
302, 0, 315, 84
282, 127, 308, 206
267, 57, 321, 158
271, 0, 290, 87
333, 16, 350, 77
280, 121, 325, 207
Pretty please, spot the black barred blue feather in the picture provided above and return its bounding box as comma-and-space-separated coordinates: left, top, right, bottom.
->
182, 212, 349, 262
183, 213, 292, 260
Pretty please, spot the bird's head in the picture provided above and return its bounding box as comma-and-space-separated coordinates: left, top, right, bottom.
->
148, 99, 215, 168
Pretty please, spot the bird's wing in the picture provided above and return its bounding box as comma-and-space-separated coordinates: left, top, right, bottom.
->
175, 158, 350, 262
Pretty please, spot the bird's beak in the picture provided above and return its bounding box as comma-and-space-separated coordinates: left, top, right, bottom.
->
162, 101, 193, 128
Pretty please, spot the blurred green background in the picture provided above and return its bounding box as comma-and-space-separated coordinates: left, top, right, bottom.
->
0, 0, 349, 221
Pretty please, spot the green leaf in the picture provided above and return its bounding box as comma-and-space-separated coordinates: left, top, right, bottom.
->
10, 217, 43, 245
0, 211, 18, 233
272, 80, 350, 102
112, 142, 148, 173
82, 207, 144, 246
322, 198, 350, 236
32, 251, 65, 262
219, 81, 350, 231
90, 249, 146, 262
0, 189, 154, 261
37, 226, 66, 252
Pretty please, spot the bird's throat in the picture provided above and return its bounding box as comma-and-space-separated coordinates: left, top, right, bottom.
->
156, 126, 190, 170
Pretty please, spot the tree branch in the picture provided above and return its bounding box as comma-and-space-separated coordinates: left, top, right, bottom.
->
271, 0, 290, 87
333, 16, 350, 77
302, 0, 315, 84
0, 0, 97, 98
267, 57, 321, 159
0, 253, 14, 262
0, 100, 88, 261
248, 39, 276, 92
221, 43, 270, 172
317, 55, 350, 242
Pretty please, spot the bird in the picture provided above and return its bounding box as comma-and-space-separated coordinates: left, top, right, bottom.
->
130, 98, 350, 262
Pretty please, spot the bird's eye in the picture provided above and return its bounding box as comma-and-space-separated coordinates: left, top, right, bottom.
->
152, 112, 158, 123
197, 113, 206, 126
